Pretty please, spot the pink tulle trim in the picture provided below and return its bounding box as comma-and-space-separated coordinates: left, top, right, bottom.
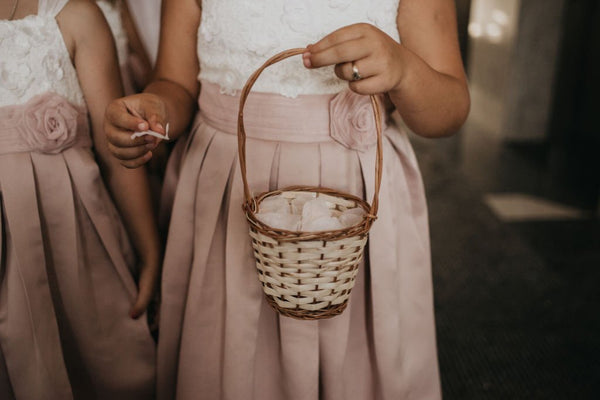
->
0, 92, 90, 155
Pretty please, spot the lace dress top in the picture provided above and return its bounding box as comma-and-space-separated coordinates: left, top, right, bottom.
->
0, 0, 85, 107
197, 0, 400, 97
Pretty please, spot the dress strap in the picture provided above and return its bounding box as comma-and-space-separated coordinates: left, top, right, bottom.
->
37, 0, 70, 17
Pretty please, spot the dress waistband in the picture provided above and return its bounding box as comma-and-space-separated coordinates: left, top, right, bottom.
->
0, 92, 92, 155
198, 80, 387, 147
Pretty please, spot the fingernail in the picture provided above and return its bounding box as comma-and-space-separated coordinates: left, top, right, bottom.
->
137, 122, 146, 131
156, 123, 164, 132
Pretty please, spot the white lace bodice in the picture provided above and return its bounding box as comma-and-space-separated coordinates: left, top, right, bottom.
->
0, 0, 85, 108
97, 0, 129, 67
198, 0, 400, 98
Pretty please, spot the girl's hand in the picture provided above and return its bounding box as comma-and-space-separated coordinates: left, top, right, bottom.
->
303, 23, 406, 95
104, 93, 169, 168
129, 259, 160, 319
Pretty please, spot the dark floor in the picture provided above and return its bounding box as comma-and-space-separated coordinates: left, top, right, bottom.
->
411, 123, 600, 399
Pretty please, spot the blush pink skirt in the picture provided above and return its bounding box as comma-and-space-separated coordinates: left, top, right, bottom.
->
0, 93, 156, 400
158, 81, 441, 400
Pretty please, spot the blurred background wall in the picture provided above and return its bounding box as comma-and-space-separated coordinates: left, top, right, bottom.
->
455, 0, 599, 212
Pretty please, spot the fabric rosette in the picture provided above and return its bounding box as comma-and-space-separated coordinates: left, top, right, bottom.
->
17, 92, 81, 154
329, 90, 384, 152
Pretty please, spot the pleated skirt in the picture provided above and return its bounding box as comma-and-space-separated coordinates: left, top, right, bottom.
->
157, 82, 441, 400
0, 147, 156, 400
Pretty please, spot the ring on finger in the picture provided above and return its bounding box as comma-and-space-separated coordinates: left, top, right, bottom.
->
351, 62, 362, 81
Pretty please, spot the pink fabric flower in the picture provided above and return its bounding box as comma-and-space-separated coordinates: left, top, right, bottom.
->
18, 92, 80, 154
329, 90, 382, 152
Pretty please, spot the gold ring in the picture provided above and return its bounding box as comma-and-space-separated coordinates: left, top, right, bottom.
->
351, 62, 362, 81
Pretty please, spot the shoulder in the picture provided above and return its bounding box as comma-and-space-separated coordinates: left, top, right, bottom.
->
57, 0, 114, 55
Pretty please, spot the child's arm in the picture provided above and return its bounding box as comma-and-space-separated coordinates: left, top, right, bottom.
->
305, 0, 470, 138
104, 0, 201, 168
59, 0, 161, 318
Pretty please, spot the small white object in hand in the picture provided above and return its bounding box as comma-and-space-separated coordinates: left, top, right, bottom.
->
256, 194, 366, 232
130, 122, 170, 140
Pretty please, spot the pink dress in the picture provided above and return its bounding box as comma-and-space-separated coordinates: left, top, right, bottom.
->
158, 1, 441, 399
0, 1, 155, 399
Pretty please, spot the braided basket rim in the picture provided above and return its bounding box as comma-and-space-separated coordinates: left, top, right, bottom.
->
244, 186, 376, 242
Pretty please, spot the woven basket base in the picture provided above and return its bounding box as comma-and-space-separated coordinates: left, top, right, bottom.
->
264, 295, 349, 320
247, 188, 370, 320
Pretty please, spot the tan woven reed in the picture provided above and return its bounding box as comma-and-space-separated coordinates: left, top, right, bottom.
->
237, 48, 383, 320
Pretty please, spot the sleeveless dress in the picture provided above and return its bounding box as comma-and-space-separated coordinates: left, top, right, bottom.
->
0, 1, 156, 399
158, 1, 441, 399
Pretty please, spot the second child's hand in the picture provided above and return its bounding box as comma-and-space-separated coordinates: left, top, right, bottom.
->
104, 93, 169, 168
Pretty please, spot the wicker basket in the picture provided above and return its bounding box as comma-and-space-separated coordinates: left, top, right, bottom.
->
237, 48, 383, 320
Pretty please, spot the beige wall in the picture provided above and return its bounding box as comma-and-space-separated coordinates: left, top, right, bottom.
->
467, 0, 565, 142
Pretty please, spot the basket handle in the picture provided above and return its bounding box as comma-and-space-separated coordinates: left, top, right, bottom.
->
237, 48, 383, 218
